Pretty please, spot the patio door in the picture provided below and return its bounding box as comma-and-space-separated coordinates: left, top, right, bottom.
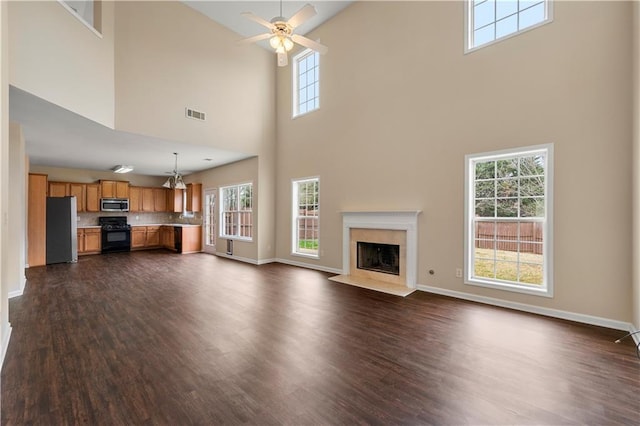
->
203, 188, 216, 254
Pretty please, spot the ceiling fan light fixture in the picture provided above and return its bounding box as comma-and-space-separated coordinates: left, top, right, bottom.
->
269, 36, 281, 49
283, 37, 294, 51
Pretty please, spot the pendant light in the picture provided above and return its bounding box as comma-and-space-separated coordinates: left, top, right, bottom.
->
162, 152, 187, 190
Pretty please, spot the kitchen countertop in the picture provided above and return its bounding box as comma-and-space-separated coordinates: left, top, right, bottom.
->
130, 224, 201, 228
78, 225, 102, 229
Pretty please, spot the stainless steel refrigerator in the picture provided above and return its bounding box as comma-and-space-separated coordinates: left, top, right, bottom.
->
46, 196, 78, 264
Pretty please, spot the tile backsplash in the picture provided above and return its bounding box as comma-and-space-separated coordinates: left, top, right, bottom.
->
78, 211, 203, 226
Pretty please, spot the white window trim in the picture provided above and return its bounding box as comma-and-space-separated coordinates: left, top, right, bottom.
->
291, 176, 320, 259
219, 182, 253, 242
464, 144, 554, 297
57, 0, 103, 38
464, 0, 553, 54
292, 48, 320, 119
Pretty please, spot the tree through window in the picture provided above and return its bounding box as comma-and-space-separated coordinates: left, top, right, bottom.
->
465, 145, 553, 296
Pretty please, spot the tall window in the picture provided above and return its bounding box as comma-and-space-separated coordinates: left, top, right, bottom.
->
292, 177, 319, 257
293, 49, 320, 117
465, 145, 553, 297
220, 183, 253, 240
465, 0, 552, 52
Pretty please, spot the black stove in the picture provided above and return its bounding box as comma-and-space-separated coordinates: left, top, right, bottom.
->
99, 216, 131, 253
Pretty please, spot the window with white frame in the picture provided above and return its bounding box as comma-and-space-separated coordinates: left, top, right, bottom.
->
59, 0, 102, 35
292, 177, 319, 257
465, 145, 553, 297
220, 183, 253, 240
293, 49, 320, 117
465, 0, 552, 52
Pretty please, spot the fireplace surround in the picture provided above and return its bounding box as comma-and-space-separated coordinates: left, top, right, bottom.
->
331, 211, 421, 295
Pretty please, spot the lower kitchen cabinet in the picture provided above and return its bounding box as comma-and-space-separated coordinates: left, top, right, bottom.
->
132, 226, 162, 249
78, 228, 101, 255
161, 226, 175, 250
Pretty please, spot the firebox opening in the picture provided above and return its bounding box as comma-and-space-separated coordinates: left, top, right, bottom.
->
357, 242, 400, 276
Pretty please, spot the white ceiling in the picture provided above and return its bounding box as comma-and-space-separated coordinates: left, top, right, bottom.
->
11, 1, 353, 177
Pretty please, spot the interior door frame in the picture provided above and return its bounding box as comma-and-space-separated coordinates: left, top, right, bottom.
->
203, 188, 217, 254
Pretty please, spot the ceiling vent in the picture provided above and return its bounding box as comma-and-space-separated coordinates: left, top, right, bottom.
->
185, 107, 206, 121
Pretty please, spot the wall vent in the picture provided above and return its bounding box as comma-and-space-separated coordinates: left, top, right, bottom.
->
185, 107, 206, 121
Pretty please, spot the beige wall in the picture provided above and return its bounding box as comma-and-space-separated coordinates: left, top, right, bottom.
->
29, 165, 166, 188
190, 157, 261, 261
8, 122, 26, 297
1, 0, 11, 362
114, 1, 275, 156
275, 1, 634, 322
633, 0, 640, 330
8, 1, 115, 128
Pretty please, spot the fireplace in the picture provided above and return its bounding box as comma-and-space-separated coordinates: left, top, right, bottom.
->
357, 242, 400, 275
329, 211, 421, 296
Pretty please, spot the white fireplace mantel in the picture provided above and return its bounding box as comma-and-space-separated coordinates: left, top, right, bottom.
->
341, 211, 421, 288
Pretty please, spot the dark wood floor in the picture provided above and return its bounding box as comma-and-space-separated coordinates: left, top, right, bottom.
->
2, 251, 639, 425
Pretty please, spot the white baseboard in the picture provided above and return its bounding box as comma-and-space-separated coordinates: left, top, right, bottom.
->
214, 252, 259, 265
1, 326, 12, 368
417, 284, 633, 331
275, 258, 342, 274
257, 258, 277, 265
8, 276, 26, 299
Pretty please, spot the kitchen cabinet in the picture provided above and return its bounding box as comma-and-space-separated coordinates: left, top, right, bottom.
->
186, 183, 202, 212
48, 181, 86, 212
48, 181, 69, 197
181, 226, 202, 253
86, 184, 100, 212
142, 188, 154, 212
101, 180, 129, 199
77, 228, 101, 255
70, 183, 86, 212
146, 226, 161, 246
167, 189, 183, 213
131, 227, 147, 249
129, 186, 142, 212
132, 226, 162, 249
153, 188, 167, 212
28, 174, 48, 267
161, 226, 175, 250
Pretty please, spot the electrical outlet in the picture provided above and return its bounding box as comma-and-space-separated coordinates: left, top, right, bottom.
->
455, 268, 462, 278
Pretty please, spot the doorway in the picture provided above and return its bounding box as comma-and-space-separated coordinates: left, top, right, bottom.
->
203, 188, 216, 254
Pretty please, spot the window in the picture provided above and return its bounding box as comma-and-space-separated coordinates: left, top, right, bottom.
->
293, 49, 320, 117
220, 183, 253, 240
59, 0, 102, 36
292, 177, 319, 257
464, 144, 553, 297
465, 0, 552, 52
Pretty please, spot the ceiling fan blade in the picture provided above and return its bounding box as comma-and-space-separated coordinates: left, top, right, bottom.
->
240, 11, 275, 29
291, 34, 328, 55
277, 52, 289, 67
237, 33, 272, 45
287, 4, 317, 29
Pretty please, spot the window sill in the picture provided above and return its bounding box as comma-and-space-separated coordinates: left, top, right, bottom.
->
291, 252, 319, 260
465, 278, 552, 298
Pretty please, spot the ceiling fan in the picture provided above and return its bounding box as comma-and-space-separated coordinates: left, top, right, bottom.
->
238, 2, 328, 67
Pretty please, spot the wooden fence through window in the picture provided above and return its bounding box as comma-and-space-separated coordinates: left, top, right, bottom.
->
475, 222, 543, 254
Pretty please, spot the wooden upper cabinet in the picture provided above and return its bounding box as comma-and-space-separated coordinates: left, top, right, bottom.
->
153, 188, 167, 212
101, 180, 129, 198
69, 183, 86, 212
85, 184, 101, 212
48, 181, 69, 197
186, 183, 202, 212
167, 189, 183, 213
129, 186, 142, 212
142, 188, 154, 212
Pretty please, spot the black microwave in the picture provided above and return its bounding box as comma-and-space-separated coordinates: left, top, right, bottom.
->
101, 198, 129, 212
